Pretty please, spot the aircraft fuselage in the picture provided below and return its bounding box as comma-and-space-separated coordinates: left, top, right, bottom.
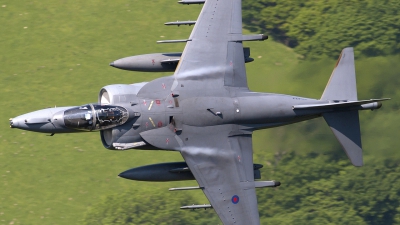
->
10, 89, 324, 151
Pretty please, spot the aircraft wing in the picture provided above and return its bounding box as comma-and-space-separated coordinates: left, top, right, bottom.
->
139, 124, 260, 224
172, 0, 249, 90
180, 126, 260, 225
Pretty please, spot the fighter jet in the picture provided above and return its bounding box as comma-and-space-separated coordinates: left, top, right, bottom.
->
10, 0, 388, 224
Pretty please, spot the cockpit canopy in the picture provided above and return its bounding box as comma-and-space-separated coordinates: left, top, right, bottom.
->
64, 104, 129, 131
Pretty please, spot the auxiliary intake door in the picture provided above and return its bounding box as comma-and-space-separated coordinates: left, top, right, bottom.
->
233, 98, 241, 120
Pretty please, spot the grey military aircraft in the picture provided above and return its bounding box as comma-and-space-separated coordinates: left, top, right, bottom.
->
9, 0, 388, 223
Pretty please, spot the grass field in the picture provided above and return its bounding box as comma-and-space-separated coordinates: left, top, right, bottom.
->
1, 0, 398, 225
0, 1, 303, 224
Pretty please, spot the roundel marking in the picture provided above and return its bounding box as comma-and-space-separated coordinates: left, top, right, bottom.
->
231, 195, 239, 204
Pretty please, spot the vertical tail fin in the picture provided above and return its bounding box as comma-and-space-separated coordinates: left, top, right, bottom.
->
322, 47, 363, 166
321, 47, 357, 101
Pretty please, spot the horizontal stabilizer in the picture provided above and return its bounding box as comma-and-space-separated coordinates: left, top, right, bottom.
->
293, 98, 390, 110
323, 111, 363, 166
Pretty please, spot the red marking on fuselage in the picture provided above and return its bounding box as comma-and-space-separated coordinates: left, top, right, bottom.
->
162, 83, 166, 89
166, 138, 169, 144
232, 195, 239, 204
152, 59, 155, 65
158, 121, 163, 127
156, 100, 161, 105
143, 100, 147, 106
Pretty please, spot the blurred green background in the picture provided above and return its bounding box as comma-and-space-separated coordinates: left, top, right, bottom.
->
1, 0, 399, 224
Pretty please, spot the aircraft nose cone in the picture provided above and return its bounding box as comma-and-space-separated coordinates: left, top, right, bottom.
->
10, 110, 51, 131
109, 61, 115, 67
10, 107, 74, 133
9, 118, 17, 128
10, 116, 28, 129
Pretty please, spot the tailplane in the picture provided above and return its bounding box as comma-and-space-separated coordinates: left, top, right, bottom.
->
323, 111, 363, 166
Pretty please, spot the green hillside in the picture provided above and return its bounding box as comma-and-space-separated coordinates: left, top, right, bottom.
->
243, 0, 400, 59
0, 1, 299, 224
1, 0, 399, 225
